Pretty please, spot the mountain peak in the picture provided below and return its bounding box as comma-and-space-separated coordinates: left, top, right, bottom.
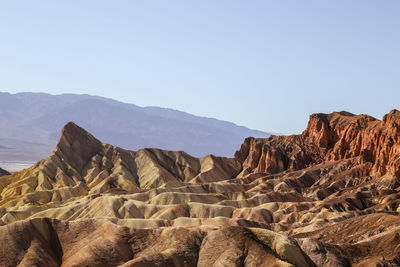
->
383, 109, 400, 124
55, 122, 102, 172
58, 122, 101, 147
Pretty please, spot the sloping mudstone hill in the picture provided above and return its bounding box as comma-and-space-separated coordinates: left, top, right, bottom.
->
1, 110, 400, 266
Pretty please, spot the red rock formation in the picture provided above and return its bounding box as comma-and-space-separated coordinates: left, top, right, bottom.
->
235, 109, 400, 178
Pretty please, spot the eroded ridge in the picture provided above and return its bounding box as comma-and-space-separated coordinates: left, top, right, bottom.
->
1, 110, 400, 266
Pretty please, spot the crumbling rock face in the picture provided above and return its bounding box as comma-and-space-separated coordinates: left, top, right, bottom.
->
1, 110, 400, 266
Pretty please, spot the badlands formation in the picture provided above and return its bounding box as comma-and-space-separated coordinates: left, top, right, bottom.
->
1, 110, 400, 266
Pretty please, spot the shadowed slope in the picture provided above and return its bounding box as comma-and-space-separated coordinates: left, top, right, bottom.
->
0, 167, 10, 176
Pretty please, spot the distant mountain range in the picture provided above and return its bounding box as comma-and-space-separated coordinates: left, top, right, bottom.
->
0, 92, 269, 162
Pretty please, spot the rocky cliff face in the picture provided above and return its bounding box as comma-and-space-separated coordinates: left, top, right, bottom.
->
235, 109, 400, 178
1, 111, 400, 266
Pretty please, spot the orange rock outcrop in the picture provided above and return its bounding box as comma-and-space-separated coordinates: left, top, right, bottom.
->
236, 109, 400, 178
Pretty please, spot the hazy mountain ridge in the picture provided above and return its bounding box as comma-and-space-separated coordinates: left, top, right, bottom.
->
0, 92, 268, 162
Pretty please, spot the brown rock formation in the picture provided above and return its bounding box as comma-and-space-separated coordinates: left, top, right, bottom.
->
1, 111, 400, 266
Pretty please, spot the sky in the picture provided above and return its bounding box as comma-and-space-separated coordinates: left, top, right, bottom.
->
0, 1, 399, 134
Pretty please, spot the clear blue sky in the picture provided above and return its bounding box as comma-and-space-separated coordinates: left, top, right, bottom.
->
1, 1, 399, 134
